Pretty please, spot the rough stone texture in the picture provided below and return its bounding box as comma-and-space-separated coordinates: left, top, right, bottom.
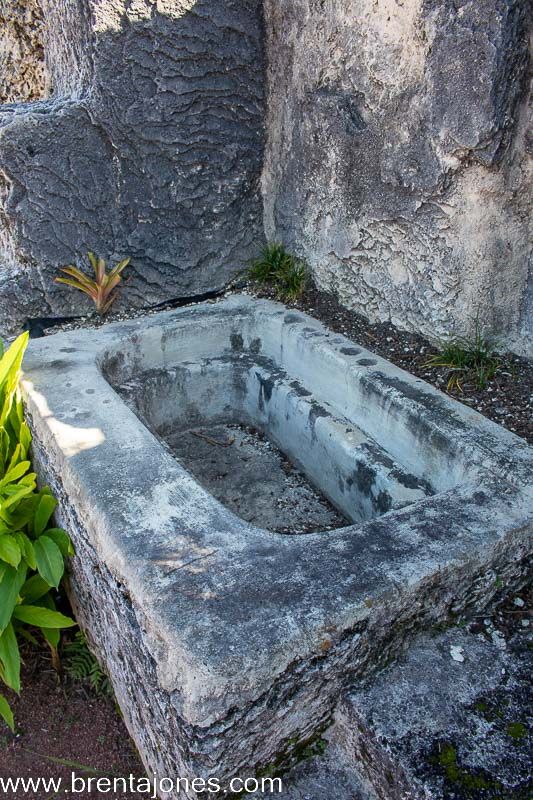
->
0, 0, 48, 104
21, 297, 533, 797
336, 626, 532, 799
0, 0, 264, 332
262, 0, 533, 356
163, 423, 349, 534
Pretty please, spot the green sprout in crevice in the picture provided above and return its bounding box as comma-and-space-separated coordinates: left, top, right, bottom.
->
424, 315, 501, 392
248, 243, 308, 301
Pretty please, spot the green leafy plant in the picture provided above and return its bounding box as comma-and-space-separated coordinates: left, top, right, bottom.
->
0, 333, 75, 731
424, 319, 500, 392
55, 252, 130, 316
64, 631, 112, 696
249, 243, 307, 301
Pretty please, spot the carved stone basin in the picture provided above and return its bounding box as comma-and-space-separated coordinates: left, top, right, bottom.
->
22, 296, 533, 793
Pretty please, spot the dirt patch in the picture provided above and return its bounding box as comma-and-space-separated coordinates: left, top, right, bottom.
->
166, 423, 349, 533
0, 643, 146, 799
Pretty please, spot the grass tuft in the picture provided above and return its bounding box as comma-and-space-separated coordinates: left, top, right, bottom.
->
424, 318, 500, 392
248, 243, 307, 301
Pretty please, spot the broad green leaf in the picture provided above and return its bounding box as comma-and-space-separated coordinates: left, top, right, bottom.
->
39, 593, 61, 648
21, 574, 52, 603
19, 421, 32, 456
0, 332, 28, 394
17, 473, 37, 487
0, 331, 29, 406
1, 483, 34, 510
0, 535, 21, 568
0, 693, 14, 730
12, 605, 76, 629
0, 396, 14, 437
34, 536, 64, 589
14, 532, 36, 570
0, 564, 26, 633
5, 444, 22, 475
33, 494, 57, 537
0, 460, 30, 487
42, 627, 61, 648
0, 622, 20, 693
44, 528, 74, 557
4, 494, 39, 530
13, 395, 24, 427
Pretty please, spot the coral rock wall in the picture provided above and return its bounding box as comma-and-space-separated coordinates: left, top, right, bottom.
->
0, 0, 265, 329
262, 0, 532, 355
0, 0, 531, 355
0, 0, 48, 104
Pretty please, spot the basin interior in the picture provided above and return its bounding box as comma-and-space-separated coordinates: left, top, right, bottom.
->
165, 422, 349, 533
100, 306, 459, 532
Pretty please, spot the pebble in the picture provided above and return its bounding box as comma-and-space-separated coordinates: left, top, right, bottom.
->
491, 631, 507, 650
450, 645, 465, 662
513, 597, 525, 607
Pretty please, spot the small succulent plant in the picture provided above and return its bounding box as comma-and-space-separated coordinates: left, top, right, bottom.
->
55, 252, 130, 315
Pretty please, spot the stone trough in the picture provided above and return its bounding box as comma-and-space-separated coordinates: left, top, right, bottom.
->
22, 296, 532, 794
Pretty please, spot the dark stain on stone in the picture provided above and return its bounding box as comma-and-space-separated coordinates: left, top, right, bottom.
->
250, 337, 262, 354
86, 389, 95, 395
358, 358, 377, 367
256, 372, 275, 412
373, 490, 392, 514
60, 347, 77, 353
340, 347, 362, 356
290, 380, 312, 398
361, 442, 395, 471
308, 402, 330, 434
355, 462, 376, 495
390, 468, 434, 495
472, 491, 487, 506
376, 373, 456, 420
102, 350, 125, 380
284, 313, 302, 324
230, 333, 244, 352
49, 359, 73, 371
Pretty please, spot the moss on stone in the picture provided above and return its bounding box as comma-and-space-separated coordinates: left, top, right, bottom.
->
506, 722, 527, 740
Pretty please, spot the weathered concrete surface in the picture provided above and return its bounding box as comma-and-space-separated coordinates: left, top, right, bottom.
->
163, 423, 348, 534
336, 625, 532, 799
251, 618, 532, 800
0, 0, 264, 332
0, 0, 48, 104
22, 297, 532, 796
262, 0, 533, 356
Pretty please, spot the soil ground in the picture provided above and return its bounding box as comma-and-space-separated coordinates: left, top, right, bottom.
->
0, 641, 146, 798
